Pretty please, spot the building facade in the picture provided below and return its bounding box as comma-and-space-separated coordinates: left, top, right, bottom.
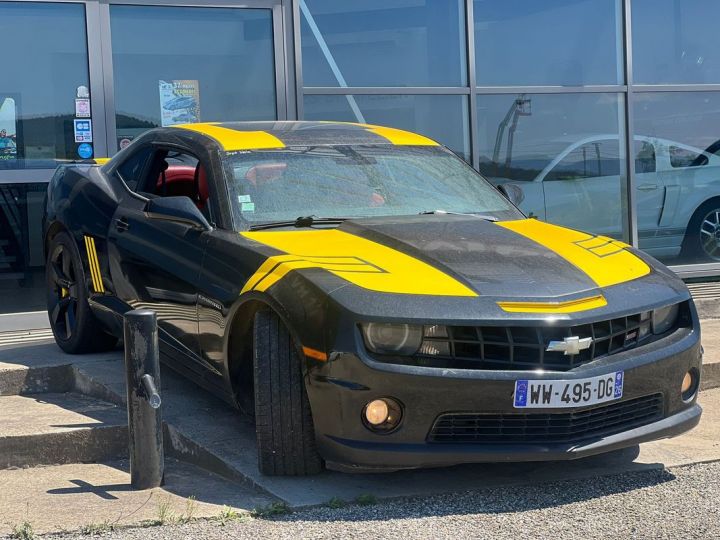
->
1, 0, 720, 325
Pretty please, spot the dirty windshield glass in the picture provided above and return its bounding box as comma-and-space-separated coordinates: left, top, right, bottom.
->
224, 145, 521, 227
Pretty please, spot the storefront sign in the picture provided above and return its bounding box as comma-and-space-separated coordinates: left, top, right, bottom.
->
74, 119, 93, 143
0, 96, 18, 162
159, 80, 200, 127
77, 143, 93, 159
75, 98, 91, 118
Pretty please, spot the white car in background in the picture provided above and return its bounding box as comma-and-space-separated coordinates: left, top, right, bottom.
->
492, 135, 720, 262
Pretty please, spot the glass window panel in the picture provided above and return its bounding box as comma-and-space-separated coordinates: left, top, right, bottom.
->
477, 93, 627, 239
300, 0, 467, 87
0, 3, 89, 169
0, 183, 47, 313
633, 0, 720, 84
634, 92, 720, 265
303, 94, 470, 161
110, 6, 276, 145
473, 0, 623, 86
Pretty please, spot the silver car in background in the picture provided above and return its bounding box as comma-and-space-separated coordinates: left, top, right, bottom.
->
491, 135, 720, 263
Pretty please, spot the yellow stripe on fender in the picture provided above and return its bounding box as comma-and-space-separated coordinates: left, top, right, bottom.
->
83, 235, 105, 294
172, 123, 285, 151
241, 230, 476, 297
498, 295, 608, 314
497, 219, 650, 288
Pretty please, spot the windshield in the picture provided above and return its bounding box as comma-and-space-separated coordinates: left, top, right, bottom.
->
224, 145, 522, 228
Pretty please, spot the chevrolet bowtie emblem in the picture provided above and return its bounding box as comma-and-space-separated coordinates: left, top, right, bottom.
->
546, 336, 593, 355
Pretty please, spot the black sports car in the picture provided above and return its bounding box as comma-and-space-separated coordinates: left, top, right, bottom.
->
43, 121, 702, 475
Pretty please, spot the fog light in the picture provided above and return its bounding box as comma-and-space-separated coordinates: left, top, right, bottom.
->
681, 369, 699, 401
365, 399, 389, 425
682, 372, 693, 393
362, 397, 402, 432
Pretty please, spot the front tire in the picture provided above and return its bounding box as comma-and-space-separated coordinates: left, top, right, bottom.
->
46, 231, 116, 353
253, 309, 323, 476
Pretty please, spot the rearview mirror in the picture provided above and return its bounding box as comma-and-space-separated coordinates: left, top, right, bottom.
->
144, 196, 212, 231
497, 183, 525, 206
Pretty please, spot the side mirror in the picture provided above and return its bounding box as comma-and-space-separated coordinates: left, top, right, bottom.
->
497, 183, 525, 206
144, 196, 212, 231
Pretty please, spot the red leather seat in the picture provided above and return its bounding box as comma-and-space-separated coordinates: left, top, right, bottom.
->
157, 165, 196, 198
245, 163, 287, 186
156, 164, 209, 210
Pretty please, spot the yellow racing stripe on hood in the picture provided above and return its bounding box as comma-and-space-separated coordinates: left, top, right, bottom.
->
497, 219, 650, 288
241, 230, 476, 297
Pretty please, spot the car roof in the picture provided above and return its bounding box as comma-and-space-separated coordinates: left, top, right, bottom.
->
164, 121, 439, 152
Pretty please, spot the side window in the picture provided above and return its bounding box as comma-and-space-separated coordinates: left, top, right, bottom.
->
634, 140, 656, 173
545, 140, 620, 181
115, 146, 154, 191
138, 148, 213, 219
670, 145, 708, 168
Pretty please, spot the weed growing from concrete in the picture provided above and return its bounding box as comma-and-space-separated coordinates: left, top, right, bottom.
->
217, 506, 250, 526
252, 502, 290, 518
10, 521, 34, 540
178, 496, 197, 524
327, 497, 346, 509
155, 496, 176, 525
80, 521, 115, 535
355, 494, 378, 506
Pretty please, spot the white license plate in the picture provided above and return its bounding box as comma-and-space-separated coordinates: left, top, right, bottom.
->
513, 371, 624, 409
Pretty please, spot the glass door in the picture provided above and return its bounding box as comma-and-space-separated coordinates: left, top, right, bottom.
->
104, 0, 286, 154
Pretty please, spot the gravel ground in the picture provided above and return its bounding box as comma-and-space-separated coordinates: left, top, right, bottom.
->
41, 461, 720, 540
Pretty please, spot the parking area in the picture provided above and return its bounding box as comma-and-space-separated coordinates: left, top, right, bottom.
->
1, 320, 719, 537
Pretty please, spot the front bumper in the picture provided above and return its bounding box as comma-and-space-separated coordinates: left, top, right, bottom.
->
307, 326, 703, 472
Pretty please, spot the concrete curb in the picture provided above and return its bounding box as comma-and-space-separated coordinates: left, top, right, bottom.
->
0, 364, 74, 396
0, 426, 128, 469
701, 366, 720, 391
696, 298, 720, 320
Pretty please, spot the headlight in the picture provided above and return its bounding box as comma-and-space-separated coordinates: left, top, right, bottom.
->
652, 303, 679, 335
361, 323, 423, 355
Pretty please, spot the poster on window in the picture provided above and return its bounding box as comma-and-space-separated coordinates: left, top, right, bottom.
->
159, 80, 200, 127
0, 97, 18, 161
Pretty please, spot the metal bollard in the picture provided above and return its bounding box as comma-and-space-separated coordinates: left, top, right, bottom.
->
124, 309, 164, 489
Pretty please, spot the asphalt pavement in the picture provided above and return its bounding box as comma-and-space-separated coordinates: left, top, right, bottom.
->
40, 460, 720, 540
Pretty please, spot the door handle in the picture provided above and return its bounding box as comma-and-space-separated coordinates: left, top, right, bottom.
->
637, 183, 658, 191
115, 217, 130, 232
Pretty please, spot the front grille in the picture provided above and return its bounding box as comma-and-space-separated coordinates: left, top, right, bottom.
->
427, 393, 664, 444
418, 312, 652, 371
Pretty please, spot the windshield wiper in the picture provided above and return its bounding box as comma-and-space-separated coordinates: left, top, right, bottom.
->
419, 210, 498, 222
248, 215, 348, 231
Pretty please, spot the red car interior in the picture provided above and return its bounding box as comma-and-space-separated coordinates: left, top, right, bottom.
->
157, 164, 209, 209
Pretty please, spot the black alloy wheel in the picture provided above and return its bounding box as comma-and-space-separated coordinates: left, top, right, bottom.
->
46, 231, 117, 353
47, 241, 80, 341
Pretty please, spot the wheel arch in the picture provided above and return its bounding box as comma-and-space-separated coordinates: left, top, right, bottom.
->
683, 195, 720, 239
44, 220, 70, 259
224, 291, 310, 412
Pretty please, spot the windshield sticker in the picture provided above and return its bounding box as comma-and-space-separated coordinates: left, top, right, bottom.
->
241, 202, 256, 213
238, 194, 252, 203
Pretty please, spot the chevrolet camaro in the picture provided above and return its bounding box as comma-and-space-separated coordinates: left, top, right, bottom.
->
43, 121, 702, 475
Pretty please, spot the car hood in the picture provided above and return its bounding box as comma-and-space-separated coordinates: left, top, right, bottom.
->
241, 215, 655, 303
